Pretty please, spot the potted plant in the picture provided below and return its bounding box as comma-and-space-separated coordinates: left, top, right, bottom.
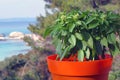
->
44, 10, 120, 80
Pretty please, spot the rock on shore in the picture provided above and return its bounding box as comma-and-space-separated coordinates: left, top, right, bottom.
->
0, 31, 44, 41
9, 32, 25, 39
0, 34, 6, 40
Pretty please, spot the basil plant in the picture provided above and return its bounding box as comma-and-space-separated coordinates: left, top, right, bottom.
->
44, 10, 120, 61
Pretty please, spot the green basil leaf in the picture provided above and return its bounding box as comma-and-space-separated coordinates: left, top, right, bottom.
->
86, 48, 90, 59
82, 41, 87, 50
69, 24, 75, 32
78, 50, 84, 62
61, 30, 67, 36
86, 17, 96, 24
75, 33, 83, 40
107, 33, 116, 44
88, 22, 99, 29
81, 21, 87, 28
87, 36, 93, 49
101, 37, 108, 47
68, 35, 76, 46
76, 21, 82, 25
60, 46, 69, 61
110, 33, 116, 44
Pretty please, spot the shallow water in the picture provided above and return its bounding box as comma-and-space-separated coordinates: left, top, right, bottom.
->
0, 21, 34, 61
0, 40, 31, 61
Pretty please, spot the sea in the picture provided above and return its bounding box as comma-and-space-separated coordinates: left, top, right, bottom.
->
0, 19, 36, 61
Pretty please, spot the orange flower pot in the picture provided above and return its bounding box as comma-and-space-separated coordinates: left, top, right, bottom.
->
47, 54, 113, 80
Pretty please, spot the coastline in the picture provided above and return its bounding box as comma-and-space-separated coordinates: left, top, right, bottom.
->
0, 31, 42, 41
0, 31, 44, 61
0, 32, 33, 61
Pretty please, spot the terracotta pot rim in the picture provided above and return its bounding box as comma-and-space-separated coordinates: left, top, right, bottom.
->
47, 54, 112, 63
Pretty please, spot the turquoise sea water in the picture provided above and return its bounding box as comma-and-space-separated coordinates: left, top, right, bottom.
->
0, 40, 31, 61
0, 22, 31, 36
0, 21, 35, 61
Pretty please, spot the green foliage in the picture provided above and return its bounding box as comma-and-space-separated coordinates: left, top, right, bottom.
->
46, 0, 92, 11
23, 36, 37, 49
45, 10, 120, 61
0, 44, 54, 80
28, 13, 58, 36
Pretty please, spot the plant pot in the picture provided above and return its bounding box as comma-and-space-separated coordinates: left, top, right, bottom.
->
47, 54, 113, 80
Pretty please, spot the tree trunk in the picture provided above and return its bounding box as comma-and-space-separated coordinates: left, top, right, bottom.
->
91, 0, 99, 8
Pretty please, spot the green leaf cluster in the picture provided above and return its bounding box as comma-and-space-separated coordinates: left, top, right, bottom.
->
44, 10, 120, 61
